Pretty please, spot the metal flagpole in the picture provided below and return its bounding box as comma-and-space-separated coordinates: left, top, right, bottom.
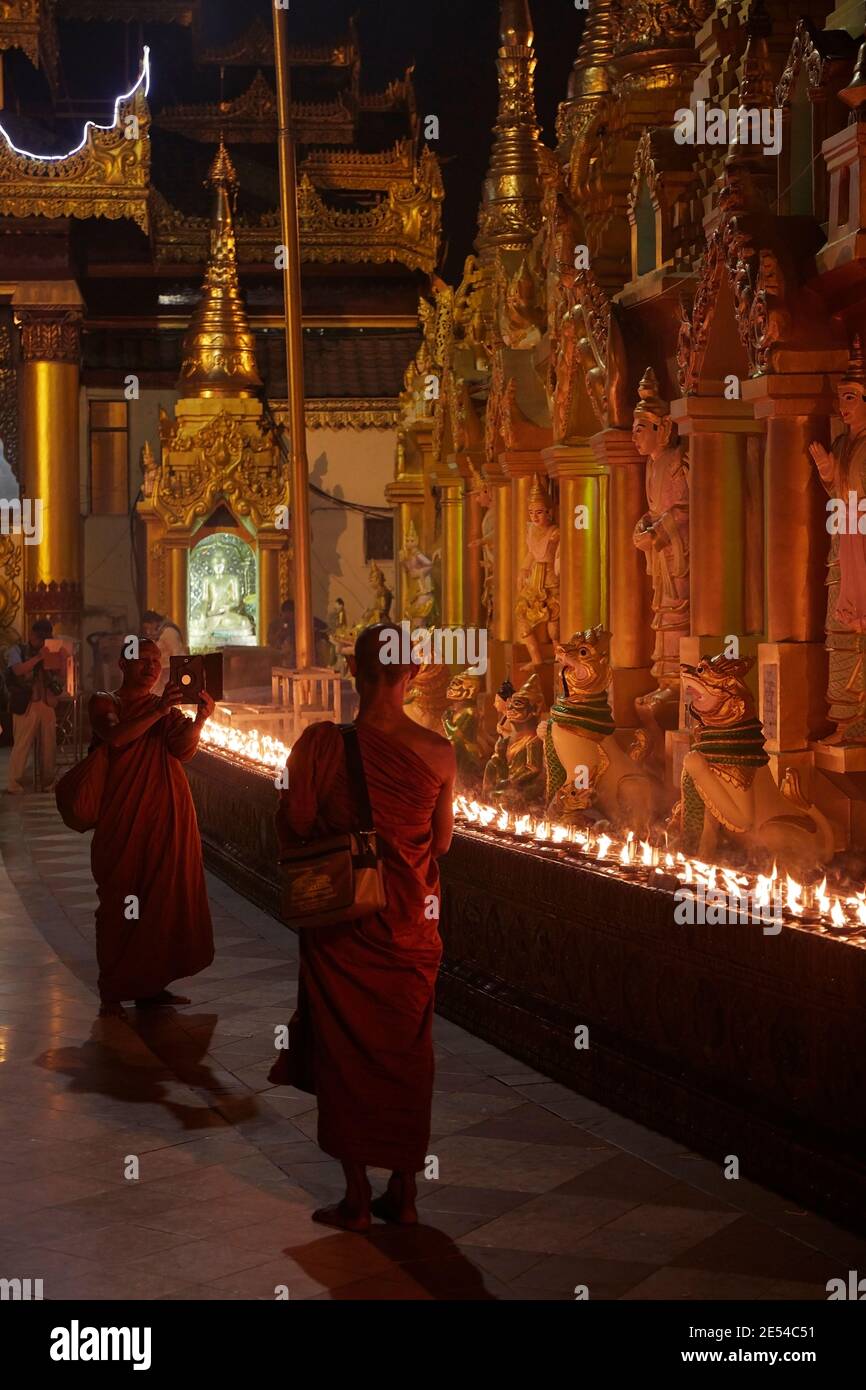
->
273, 4, 315, 670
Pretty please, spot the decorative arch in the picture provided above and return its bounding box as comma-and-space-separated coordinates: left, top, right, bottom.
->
627, 129, 702, 282
776, 19, 857, 223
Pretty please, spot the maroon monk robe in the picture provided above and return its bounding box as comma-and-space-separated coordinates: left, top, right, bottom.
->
91, 693, 214, 1002
269, 720, 443, 1173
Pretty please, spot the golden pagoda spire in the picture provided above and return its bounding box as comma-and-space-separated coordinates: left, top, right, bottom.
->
476, 0, 545, 261
567, 0, 614, 105
738, 0, 774, 111
177, 137, 262, 398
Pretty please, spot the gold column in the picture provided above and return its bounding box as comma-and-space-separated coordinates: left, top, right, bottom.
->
166, 543, 188, 643
742, 374, 833, 769
744, 378, 829, 644
692, 432, 745, 635
273, 5, 314, 669
543, 443, 605, 642
464, 469, 483, 628
671, 398, 763, 640
13, 284, 84, 635
386, 432, 425, 620
503, 457, 536, 646
487, 461, 513, 644
590, 429, 654, 722
258, 534, 284, 649
438, 471, 465, 628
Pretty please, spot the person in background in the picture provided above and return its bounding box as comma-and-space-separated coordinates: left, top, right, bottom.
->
141, 609, 186, 695
5, 618, 64, 794
269, 622, 456, 1231
267, 598, 334, 669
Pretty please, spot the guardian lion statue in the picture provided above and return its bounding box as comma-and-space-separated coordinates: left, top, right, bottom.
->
541, 627, 659, 834
675, 653, 834, 868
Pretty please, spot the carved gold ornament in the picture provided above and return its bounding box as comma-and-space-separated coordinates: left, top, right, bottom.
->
150, 410, 288, 533
152, 150, 441, 275
0, 0, 57, 86
611, 0, 713, 54
0, 47, 150, 231
15, 310, 82, 365
0, 531, 23, 643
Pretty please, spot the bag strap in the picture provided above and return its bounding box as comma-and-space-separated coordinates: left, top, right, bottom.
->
339, 724, 375, 833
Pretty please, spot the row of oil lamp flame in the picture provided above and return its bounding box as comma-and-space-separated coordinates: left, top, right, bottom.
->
453, 797, 866, 940
198, 720, 865, 941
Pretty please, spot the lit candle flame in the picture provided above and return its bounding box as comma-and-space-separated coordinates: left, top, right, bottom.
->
785, 875, 803, 916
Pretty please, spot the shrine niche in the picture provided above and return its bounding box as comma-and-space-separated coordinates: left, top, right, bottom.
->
136, 141, 289, 647
189, 532, 257, 651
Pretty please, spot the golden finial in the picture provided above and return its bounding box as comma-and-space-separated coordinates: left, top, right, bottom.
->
467, 462, 490, 496
633, 367, 669, 422
500, 0, 533, 46
477, 0, 544, 259
737, 0, 774, 114
529, 472, 551, 508
567, 1, 614, 104
177, 138, 262, 398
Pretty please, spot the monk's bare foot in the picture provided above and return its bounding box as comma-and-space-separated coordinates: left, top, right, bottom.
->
371, 1173, 418, 1225
134, 990, 190, 1009
311, 1201, 371, 1233
371, 1193, 418, 1225
99, 1000, 127, 1019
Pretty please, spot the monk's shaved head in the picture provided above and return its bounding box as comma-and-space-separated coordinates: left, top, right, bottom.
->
353, 623, 412, 688
120, 636, 160, 666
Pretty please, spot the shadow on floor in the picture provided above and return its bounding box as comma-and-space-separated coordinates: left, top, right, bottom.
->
36, 1012, 258, 1130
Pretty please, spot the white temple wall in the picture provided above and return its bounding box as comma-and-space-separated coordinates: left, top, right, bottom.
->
307, 426, 397, 630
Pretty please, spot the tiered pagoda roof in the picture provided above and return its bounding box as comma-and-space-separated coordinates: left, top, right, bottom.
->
0, 3, 440, 413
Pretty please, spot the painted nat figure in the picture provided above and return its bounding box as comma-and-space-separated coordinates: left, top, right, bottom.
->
674, 653, 834, 868
541, 626, 658, 834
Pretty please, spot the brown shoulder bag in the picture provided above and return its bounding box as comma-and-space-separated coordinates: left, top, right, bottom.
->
279, 724, 387, 929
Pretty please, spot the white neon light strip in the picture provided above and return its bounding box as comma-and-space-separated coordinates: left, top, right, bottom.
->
0, 46, 150, 162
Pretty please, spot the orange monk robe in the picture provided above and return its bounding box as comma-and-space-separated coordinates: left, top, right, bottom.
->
90, 695, 214, 1002
269, 720, 443, 1173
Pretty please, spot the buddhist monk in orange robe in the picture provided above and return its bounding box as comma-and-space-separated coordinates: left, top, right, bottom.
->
89, 638, 215, 1018
270, 623, 456, 1231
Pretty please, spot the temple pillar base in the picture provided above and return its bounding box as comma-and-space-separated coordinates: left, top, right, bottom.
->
758, 641, 828, 753
809, 742, 866, 852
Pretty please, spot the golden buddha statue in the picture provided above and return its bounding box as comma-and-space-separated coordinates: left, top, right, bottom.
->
483, 672, 546, 806
515, 473, 560, 669
328, 597, 354, 668
361, 561, 393, 627
810, 337, 866, 745
194, 546, 254, 644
